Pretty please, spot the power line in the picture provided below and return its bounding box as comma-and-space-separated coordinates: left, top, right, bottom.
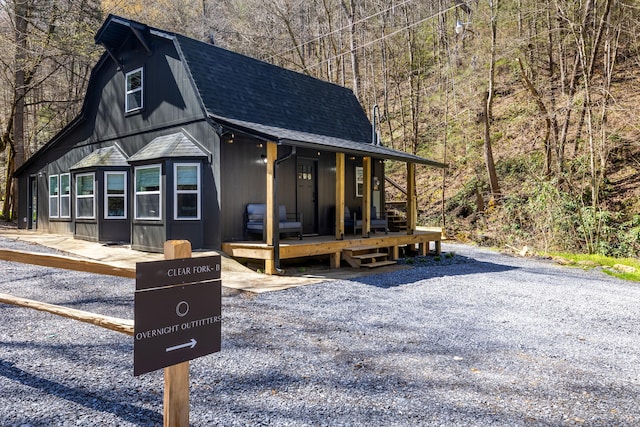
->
300, 4, 458, 73
265, 0, 420, 62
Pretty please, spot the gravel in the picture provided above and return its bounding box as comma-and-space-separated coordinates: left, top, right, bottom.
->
1, 236, 639, 426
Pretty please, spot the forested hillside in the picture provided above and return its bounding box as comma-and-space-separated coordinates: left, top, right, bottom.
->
1, 0, 639, 256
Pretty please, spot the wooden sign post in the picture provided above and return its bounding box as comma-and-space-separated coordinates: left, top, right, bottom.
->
163, 240, 192, 427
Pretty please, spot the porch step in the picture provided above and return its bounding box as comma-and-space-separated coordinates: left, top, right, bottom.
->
342, 246, 396, 269
386, 209, 407, 232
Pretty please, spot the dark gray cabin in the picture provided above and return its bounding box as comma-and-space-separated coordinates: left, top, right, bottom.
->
14, 15, 442, 253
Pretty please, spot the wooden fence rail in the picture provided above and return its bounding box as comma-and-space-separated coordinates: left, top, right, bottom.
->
0, 249, 136, 278
0, 248, 135, 335
0, 292, 134, 335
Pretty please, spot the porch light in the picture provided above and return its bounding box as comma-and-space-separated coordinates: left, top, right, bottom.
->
317, 151, 321, 156
226, 133, 235, 143
261, 154, 268, 164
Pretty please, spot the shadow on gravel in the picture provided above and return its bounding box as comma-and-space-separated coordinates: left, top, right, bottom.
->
354, 256, 518, 288
0, 359, 162, 425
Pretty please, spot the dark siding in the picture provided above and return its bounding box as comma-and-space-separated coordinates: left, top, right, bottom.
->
15, 35, 219, 251
132, 224, 166, 252
75, 222, 98, 242
220, 135, 268, 241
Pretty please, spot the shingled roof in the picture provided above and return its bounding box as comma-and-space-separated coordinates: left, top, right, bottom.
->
127, 131, 210, 162
102, 15, 443, 168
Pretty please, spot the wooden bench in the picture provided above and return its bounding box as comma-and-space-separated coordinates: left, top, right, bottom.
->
350, 206, 388, 235
245, 203, 303, 240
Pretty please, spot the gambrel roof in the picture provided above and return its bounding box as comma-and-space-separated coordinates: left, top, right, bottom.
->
97, 15, 444, 167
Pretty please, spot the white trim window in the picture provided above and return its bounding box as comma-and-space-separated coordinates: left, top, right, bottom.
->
135, 164, 161, 220
174, 163, 201, 220
75, 172, 96, 219
125, 67, 143, 113
49, 175, 59, 218
60, 173, 71, 218
105, 171, 127, 219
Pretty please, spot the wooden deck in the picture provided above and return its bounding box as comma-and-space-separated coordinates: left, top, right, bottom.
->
221, 229, 443, 274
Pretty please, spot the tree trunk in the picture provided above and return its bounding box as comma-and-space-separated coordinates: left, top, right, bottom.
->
484, 0, 500, 198
341, 0, 361, 100
4, 0, 30, 220
517, 58, 552, 177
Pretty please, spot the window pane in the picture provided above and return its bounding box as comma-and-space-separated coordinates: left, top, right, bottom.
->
176, 165, 198, 190
127, 92, 142, 111
77, 175, 94, 195
127, 70, 142, 91
177, 194, 198, 217
60, 195, 70, 217
49, 176, 59, 196
136, 167, 160, 192
60, 174, 70, 195
107, 173, 125, 194
49, 198, 59, 217
107, 196, 125, 217
77, 198, 94, 218
136, 194, 160, 218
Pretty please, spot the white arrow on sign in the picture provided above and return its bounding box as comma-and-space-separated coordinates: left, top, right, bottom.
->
166, 338, 197, 353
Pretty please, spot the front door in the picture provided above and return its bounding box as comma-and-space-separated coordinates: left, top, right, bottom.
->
28, 175, 37, 229
297, 158, 317, 235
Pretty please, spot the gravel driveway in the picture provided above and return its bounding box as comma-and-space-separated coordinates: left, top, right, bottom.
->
1, 237, 639, 426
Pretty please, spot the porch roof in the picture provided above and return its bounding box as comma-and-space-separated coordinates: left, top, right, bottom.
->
211, 115, 445, 167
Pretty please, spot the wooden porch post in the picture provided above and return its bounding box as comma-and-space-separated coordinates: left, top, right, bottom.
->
332, 152, 346, 268
265, 141, 277, 274
335, 152, 345, 240
362, 156, 371, 237
407, 162, 417, 235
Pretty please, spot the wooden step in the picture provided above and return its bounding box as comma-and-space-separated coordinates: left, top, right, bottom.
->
343, 246, 379, 257
363, 260, 397, 268
342, 246, 396, 269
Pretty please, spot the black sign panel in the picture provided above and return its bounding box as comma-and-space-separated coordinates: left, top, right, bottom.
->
134, 255, 222, 376
136, 256, 221, 290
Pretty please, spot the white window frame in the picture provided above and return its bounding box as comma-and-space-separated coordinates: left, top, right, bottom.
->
59, 173, 71, 219
134, 164, 162, 221
125, 67, 144, 113
75, 172, 96, 219
174, 163, 201, 220
49, 175, 59, 218
104, 171, 127, 219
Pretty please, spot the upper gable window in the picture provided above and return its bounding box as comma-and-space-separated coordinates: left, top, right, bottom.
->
125, 67, 143, 113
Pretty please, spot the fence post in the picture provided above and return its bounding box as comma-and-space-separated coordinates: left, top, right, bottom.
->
163, 240, 191, 427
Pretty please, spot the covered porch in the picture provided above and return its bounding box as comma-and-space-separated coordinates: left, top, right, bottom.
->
221, 136, 445, 274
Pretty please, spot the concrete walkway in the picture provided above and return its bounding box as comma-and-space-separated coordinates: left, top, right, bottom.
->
0, 225, 329, 293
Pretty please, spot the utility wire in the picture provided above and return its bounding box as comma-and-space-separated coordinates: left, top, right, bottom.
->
265, 0, 421, 62
300, 4, 458, 72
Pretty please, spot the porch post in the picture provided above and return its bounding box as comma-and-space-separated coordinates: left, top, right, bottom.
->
407, 162, 417, 235
362, 156, 371, 237
335, 152, 345, 240
265, 141, 277, 274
